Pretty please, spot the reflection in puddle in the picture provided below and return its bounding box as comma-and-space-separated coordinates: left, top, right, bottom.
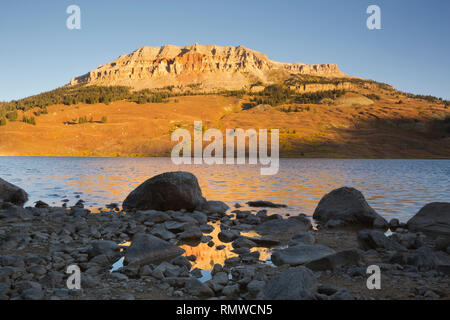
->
110, 241, 131, 272
109, 223, 276, 276
180, 221, 274, 272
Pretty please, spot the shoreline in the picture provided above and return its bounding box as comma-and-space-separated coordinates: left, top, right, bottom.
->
1, 174, 449, 300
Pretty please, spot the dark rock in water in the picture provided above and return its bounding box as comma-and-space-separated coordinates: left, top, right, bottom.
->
34, 200, 49, 208
74, 200, 85, 208
407, 202, 450, 236
231, 237, 257, 249
271, 244, 336, 266
124, 233, 185, 266
357, 230, 405, 251
247, 200, 287, 208
256, 215, 312, 236
106, 203, 119, 210
202, 200, 229, 214
218, 230, 240, 243
122, 171, 206, 212
305, 248, 364, 271
264, 266, 317, 300
178, 225, 203, 241
389, 218, 400, 230
244, 236, 281, 247
0, 178, 28, 207
313, 187, 388, 228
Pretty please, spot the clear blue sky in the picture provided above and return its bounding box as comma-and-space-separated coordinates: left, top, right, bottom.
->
0, 0, 449, 101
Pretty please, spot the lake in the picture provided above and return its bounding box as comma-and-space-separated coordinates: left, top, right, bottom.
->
1, 157, 449, 223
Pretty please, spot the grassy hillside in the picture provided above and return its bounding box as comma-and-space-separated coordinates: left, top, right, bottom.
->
0, 77, 449, 158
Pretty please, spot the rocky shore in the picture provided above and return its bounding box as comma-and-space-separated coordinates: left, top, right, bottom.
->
0, 173, 449, 300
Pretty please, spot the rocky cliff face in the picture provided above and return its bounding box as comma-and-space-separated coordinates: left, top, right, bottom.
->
70, 44, 347, 91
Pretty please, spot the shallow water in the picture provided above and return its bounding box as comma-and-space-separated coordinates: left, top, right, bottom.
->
1, 157, 449, 222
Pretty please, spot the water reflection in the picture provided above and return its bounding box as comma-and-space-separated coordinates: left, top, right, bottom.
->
180, 222, 272, 270
1, 157, 449, 223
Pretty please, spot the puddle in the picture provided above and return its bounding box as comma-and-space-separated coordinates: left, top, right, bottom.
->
110, 257, 124, 272
110, 241, 131, 272
180, 221, 275, 272
109, 223, 278, 276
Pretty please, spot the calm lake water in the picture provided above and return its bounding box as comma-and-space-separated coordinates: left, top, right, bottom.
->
1, 157, 449, 222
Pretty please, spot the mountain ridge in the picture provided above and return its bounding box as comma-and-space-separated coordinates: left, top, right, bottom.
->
70, 44, 348, 91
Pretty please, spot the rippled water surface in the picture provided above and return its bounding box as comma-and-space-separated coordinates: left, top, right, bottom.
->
1, 157, 449, 222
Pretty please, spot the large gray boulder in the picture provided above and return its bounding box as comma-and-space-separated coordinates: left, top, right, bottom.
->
0, 178, 28, 207
313, 187, 387, 228
122, 172, 206, 212
124, 233, 185, 266
264, 266, 317, 300
271, 244, 336, 267
407, 203, 450, 236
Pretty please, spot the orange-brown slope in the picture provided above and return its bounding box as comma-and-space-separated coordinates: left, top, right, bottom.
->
0, 93, 449, 158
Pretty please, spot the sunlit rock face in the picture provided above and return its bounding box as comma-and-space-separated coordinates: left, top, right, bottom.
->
71, 44, 346, 91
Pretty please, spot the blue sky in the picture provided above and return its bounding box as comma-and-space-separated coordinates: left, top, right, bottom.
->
0, 0, 449, 101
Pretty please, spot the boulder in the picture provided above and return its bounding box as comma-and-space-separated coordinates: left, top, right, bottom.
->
178, 226, 203, 242
313, 187, 387, 228
201, 200, 229, 215
218, 230, 240, 243
271, 244, 336, 267
407, 203, 450, 236
0, 178, 28, 207
122, 171, 206, 212
264, 266, 317, 300
232, 237, 257, 249
124, 233, 185, 266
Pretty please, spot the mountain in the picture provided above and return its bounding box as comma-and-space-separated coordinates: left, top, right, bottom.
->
0, 44, 449, 158
70, 44, 347, 91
